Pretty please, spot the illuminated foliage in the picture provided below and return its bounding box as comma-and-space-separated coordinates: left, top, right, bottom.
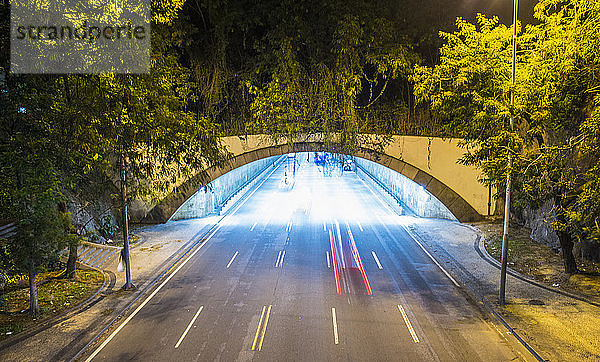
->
0, 0, 225, 313
414, 0, 600, 273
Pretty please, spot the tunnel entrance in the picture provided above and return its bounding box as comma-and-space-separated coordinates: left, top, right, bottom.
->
169, 152, 457, 222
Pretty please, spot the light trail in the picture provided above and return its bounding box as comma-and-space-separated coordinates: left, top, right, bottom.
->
348, 228, 372, 295
329, 229, 341, 294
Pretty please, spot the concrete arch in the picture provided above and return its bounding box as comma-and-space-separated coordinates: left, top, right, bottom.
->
142, 140, 484, 223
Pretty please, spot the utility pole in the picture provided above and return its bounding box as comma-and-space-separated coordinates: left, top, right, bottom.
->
120, 146, 135, 290
500, 0, 518, 305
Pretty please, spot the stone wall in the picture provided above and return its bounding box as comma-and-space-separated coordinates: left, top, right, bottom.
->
517, 199, 600, 262
517, 199, 560, 250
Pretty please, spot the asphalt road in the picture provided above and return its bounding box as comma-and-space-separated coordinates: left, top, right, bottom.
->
87, 154, 526, 361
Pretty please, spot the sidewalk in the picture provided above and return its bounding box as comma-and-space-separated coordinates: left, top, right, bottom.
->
0, 217, 219, 362
407, 216, 600, 361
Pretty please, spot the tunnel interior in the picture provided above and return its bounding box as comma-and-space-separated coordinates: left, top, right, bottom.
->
170, 152, 458, 222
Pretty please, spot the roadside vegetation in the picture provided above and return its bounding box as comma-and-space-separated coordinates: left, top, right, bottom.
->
0, 0, 225, 317
481, 221, 600, 302
0, 269, 103, 340
415, 0, 600, 275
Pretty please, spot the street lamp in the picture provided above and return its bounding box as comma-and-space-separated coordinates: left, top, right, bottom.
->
120, 146, 135, 290
499, 0, 519, 305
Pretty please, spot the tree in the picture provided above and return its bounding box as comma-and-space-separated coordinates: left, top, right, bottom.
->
413, 14, 522, 182
0, 72, 71, 314
46, 13, 226, 288
522, 0, 600, 272
169, 0, 425, 146
0, 0, 224, 300
413, 0, 600, 274
245, 10, 417, 154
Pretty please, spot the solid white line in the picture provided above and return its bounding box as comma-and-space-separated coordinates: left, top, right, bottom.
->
226, 251, 239, 268
174, 305, 204, 348
231, 158, 284, 216
323, 221, 327, 231
401, 225, 460, 287
398, 305, 420, 343
264, 213, 272, 228
357, 221, 363, 232
326, 251, 331, 268
250, 221, 258, 231
371, 251, 383, 269
85, 225, 222, 362
357, 176, 396, 215
332, 307, 339, 345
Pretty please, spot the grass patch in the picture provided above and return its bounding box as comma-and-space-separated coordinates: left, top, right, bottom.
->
0, 269, 103, 340
100, 308, 114, 316
478, 221, 600, 301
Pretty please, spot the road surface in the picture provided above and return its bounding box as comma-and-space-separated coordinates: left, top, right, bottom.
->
86, 154, 526, 361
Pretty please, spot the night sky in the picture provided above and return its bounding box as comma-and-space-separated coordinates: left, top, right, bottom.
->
464, 0, 537, 24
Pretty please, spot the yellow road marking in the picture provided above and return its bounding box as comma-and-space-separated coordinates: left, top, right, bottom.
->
258, 305, 272, 350
398, 305, 420, 343
251, 306, 267, 351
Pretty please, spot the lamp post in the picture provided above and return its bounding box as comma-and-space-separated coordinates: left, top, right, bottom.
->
120, 146, 135, 290
499, 0, 519, 305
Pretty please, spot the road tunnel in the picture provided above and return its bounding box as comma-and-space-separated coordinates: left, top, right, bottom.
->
169, 152, 458, 223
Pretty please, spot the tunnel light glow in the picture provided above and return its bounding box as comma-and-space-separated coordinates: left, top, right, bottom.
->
173, 151, 457, 228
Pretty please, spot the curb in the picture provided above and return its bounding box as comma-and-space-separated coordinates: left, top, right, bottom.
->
80, 241, 120, 251
355, 172, 546, 361
70, 225, 216, 361
406, 223, 545, 362
70, 160, 285, 361
469, 224, 600, 308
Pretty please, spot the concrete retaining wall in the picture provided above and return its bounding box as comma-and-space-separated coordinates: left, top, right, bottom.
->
170, 155, 282, 220
355, 157, 456, 220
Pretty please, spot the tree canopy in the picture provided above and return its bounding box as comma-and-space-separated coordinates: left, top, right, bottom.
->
0, 0, 226, 312
414, 0, 600, 273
